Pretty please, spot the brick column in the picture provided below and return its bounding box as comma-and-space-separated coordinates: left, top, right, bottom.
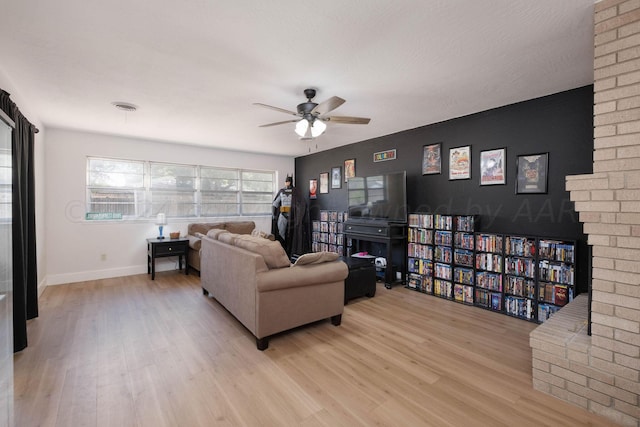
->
532, 1, 640, 426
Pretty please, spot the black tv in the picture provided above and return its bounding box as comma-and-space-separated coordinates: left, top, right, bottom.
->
347, 171, 407, 223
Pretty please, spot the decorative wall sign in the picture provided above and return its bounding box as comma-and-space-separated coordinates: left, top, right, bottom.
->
344, 158, 355, 182
373, 149, 396, 162
480, 148, 506, 185
422, 143, 442, 175
516, 153, 548, 194
449, 146, 471, 180
331, 166, 342, 189
319, 172, 329, 194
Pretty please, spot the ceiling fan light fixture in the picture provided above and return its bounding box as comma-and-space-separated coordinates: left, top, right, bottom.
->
310, 119, 326, 138
294, 118, 309, 137
255, 88, 370, 140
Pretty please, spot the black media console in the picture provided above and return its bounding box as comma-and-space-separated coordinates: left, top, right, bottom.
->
343, 220, 408, 289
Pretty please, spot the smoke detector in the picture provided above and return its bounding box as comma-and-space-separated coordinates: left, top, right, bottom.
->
112, 102, 138, 112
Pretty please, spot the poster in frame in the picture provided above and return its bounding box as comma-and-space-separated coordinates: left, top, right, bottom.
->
422, 143, 442, 175
309, 179, 318, 199
516, 152, 549, 194
331, 166, 342, 189
344, 158, 355, 182
319, 172, 329, 194
480, 148, 506, 185
449, 145, 471, 180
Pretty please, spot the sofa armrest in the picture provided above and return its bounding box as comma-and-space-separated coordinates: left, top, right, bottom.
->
187, 234, 202, 251
256, 261, 348, 292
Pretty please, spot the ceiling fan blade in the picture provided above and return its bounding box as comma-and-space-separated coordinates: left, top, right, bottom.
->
324, 115, 371, 125
259, 119, 299, 128
311, 96, 345, 116
253, 103, 299, 116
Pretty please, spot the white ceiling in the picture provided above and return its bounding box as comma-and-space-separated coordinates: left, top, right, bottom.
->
0, 1, 595, 157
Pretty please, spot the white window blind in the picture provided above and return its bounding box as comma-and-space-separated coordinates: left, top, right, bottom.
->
86, 157, 275, 219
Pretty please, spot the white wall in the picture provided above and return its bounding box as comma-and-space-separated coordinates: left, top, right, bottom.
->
44, 128, 294, 285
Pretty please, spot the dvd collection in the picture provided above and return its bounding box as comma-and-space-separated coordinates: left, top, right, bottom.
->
311, 210, 351, 256
407, 213, 576, 324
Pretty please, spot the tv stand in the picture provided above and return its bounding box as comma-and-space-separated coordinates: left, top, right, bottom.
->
344, 220, 407, 289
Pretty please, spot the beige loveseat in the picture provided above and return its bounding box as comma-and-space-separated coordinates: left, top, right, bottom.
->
187, 221, 256, 273
200, 229, 348, 350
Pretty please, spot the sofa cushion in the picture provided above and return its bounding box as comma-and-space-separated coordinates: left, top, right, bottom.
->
293, 251, 339, 266
218, 231, 238, 245
234, 235, 291, 269
224, 221, 256, 235
189, 222, 224, 236
250, 229, 273, 239
207, 228, 230, 240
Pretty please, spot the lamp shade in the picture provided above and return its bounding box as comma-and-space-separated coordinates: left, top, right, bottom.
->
294, 119, 309, 137
156, 213, 167, 225
310, 119, 326, 137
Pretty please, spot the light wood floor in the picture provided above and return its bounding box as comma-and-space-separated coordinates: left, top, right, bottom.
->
14, 272, 619, 427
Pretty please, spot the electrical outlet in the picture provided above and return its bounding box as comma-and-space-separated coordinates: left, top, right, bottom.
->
100, 253, 107, 261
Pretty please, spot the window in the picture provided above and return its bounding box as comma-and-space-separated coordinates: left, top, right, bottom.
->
200, 167, 239, 216
86, 157, 275, 219
87, 158, 145, 217
0, 124, 10, 222
241, 170, 275, 215
150, 162, 197, 217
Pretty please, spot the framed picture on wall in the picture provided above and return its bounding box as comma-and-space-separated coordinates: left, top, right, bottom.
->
331, 166, 342, 189
422, 143, 442, 175
344, 159, 355, 182
449, 145, 471, 180
319, 172, 329, 194
309, 179, 318, 199
480, 148, 506, 185
516, 153, 549, 194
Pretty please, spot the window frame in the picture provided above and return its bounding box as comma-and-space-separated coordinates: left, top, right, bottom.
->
86, 156, 275, 220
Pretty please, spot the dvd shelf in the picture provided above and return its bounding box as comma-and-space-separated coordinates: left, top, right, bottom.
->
406, 213, 576, 324
312, 210, 350, 255
453, 215, 477, 304
537, 239, 576, 322
433, 214, 453, 299
407, 213, 434, 294
504, 235, 537, 321
407, 214, 478, 301
475, 233, 504, 312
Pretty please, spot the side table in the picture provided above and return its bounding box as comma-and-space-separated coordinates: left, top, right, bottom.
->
147, 238, 189, 280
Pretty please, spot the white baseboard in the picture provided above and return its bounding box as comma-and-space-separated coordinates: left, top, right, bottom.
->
46, 265, 147, 286
37, 278, 47, 297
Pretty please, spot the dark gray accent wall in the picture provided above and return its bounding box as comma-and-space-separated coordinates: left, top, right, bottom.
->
295, 86, 594, 292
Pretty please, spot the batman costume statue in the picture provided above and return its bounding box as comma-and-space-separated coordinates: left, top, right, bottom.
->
271, 175, 310, 257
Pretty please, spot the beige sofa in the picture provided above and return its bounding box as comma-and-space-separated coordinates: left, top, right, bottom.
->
187, 221, 257, 273
200, 229, 348, 350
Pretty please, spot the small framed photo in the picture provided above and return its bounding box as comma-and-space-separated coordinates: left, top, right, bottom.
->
449, 146, 471, 180
331, 166, 342, 189
319, 172, 329, 194
309, 179, 318, 199
480, 148, 506, 185
344, 159, 355, 182
516, 153, 549, 194
422, 143, 442, 175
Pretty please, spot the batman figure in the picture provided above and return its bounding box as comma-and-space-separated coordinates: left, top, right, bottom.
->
272, 175, 310, 257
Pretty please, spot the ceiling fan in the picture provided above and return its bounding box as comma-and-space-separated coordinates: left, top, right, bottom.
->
254, 88, 371, 139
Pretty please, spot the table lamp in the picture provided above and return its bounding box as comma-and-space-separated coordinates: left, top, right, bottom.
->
156, 213, 167, 239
